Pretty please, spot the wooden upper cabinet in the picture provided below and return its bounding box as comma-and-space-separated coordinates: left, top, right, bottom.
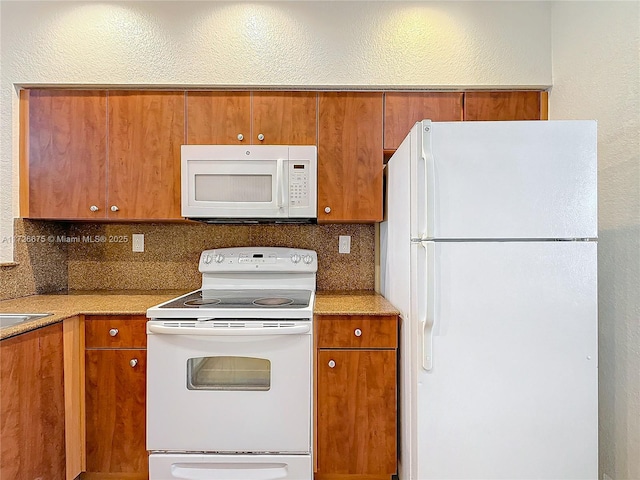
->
22, 89, 108, 219
186, 91, 317, 145
384, 92, 463, 150
464, 91, 544, 121
187, 91, 251, 144
252, 92, 317, 145
23, 89, 184, 220
108, 91, 184, 219
318, 92, 383, 223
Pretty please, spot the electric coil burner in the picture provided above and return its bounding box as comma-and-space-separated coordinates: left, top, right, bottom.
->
145, 247, 317, 480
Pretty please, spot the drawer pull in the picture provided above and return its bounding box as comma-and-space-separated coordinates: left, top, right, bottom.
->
354, 328, 362, 337
130, 359, 138, 368
109, 328, 119, 337
328, 360, 336, 368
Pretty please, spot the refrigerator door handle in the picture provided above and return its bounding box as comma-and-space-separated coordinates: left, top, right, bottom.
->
419, 120, 436, 240
420, 241, 436, 371
422, 319, 434, 371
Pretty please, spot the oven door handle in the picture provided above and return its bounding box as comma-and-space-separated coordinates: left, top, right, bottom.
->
147, 324, 310, 336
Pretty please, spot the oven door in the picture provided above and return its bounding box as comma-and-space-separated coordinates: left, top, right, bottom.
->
146, 320, 311, 453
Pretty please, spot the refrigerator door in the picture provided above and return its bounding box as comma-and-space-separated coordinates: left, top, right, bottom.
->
411, 120, 597, 240
411, 240, 598, 480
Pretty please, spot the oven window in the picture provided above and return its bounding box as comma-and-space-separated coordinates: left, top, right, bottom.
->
187, 356, 271, 391
195, 174, 272, 202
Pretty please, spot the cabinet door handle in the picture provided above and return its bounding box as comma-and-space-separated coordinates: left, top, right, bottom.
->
237, 133, 244, 141
328, 360, 336, 368
324, 206, 331, 214
257, 133, 265, 141
110, 205, 119, 212
130, 359, 138, 368
109, 328, 119, 337
90, 205, 99, 212
354, 328, 362, 337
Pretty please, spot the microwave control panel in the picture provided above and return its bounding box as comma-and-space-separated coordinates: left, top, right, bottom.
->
289, 161, 310, 207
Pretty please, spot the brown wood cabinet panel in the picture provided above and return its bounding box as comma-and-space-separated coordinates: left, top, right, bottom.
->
318, 92, 383, 223
85, 349, 147, 476
316, 349, 397, 476
464, 91, 542, 121
186, 91, 251, 144
384, 92, 463, 150
85, 315, 147, 349
23, 89, 107, 219
316, 315, 398, 349
107, 91, 184, 220
64, 316, 86, 480
252, 92, 317, 145
0, 324, 66, 479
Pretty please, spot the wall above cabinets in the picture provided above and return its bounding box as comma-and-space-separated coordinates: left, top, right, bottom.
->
20, 88, 548, 224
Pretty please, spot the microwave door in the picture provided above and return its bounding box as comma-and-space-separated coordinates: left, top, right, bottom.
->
184, 159, 288, 218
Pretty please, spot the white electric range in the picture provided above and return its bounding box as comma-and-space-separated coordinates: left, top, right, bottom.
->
146, 246, 317, 480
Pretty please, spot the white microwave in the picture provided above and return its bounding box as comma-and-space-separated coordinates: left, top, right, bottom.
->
181, 145, 317, 222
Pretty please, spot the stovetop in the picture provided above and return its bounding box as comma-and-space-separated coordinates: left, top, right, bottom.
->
158, 289, 313, 309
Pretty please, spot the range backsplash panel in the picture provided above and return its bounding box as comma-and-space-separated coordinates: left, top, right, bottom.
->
66, 222, 375, 292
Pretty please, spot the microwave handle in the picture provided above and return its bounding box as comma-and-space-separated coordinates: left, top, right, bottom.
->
276, 158, 285, 208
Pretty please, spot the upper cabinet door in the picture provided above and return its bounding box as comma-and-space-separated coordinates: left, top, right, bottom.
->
107, 91, 184, 220
318, 92, 383, 223
186, 92, 251, 144
464, 91, 543, 121
252, 92, 317, 145
23, 90, 107, 219
384, 92, 463, 150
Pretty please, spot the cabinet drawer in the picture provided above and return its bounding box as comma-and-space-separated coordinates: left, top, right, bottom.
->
316, 315, 397, 349
85, 315, 147, 349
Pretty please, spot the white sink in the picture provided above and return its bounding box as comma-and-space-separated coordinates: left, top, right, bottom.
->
0, 313, 51, 329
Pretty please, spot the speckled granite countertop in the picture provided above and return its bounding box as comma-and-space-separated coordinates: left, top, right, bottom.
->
1, 290, 399, 340
0, 290, 186, 340
314, 291, 399, 316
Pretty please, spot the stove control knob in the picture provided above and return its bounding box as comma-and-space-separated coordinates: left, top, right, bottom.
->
303, 255, 313, 264
203, 254, 212, 264
291, 254, 301, 264
214, 254, 225, 263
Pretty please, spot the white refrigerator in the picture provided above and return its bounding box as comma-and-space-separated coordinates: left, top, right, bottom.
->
381, 120, 598, 480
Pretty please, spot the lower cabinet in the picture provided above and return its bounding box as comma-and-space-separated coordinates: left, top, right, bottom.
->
0, 323, 66, 479
315, 315, 398, 480
84, 315, 148, 479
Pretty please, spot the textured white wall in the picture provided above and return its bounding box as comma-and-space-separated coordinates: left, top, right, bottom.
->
0, 0, 553, 262
550, 3, 640, 479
